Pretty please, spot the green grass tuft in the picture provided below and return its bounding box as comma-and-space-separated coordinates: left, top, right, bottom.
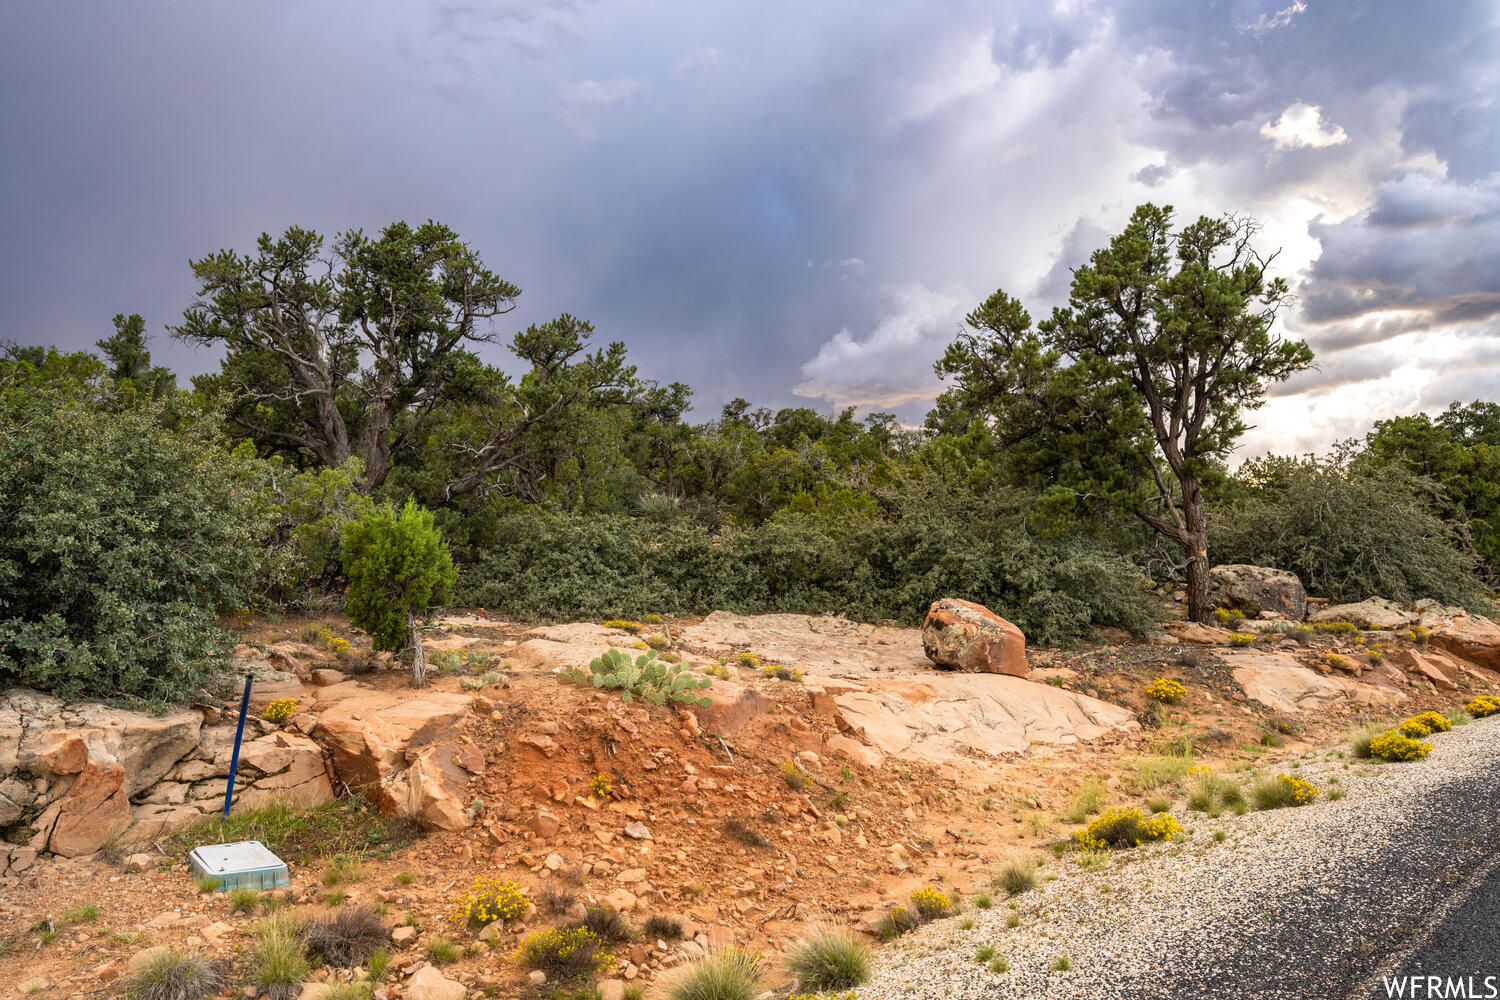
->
784, 925, 871, 992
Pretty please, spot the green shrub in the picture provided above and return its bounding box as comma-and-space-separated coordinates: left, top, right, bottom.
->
784, 925, 871, 991
1185, 772, 1243, 814
228, 889, 261, 914
1211, 453, 1489, 608
0, 363, 278, 703
124, 948, 224, 1000
579, 905, 632, 944
665, 947, 764, 1000
341, 500, 457, 688
1347, 723, 1384, 759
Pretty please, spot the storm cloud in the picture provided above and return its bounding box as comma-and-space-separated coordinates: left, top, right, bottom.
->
1, 1, 1497, 455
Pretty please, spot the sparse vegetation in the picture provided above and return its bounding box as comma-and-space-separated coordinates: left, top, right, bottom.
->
539, 886, 579, 916
1251, 773, 1320, 810
452, 877, 529, 928
579, 905, 632, 944
1062, 778, 1106, 823
1074, 807, 1181, 849
228, 888, 261, 914
644, 914, 684, 941
993, 858, 1036, 897
511, 926, 615, 982
426, 936, 461, 964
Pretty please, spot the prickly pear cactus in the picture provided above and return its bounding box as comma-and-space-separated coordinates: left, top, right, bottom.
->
587, 648, 712, 707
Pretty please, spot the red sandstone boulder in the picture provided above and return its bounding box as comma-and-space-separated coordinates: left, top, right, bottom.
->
921, 598, 1028, 677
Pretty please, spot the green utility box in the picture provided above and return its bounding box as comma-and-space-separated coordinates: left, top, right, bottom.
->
188, 841, 290, 891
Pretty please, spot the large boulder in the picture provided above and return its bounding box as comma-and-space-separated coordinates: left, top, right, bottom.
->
1209, 565, 1307, 619
312, 691, 474, 827
1309, 597, 1417, 630
38, 757, 133, 857
920, 599, 1028, 677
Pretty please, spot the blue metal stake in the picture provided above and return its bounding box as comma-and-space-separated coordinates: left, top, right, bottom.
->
223, 672, 253, 820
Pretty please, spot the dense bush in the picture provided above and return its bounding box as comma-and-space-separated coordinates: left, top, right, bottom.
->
1073, 806, 1181, 849
1211, 453, 1489, 608
0, 360, 277, 703
460, 478, 1159, 645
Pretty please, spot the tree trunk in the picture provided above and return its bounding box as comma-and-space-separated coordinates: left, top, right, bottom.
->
408, 613, 428, 689
1183, 482, 1211, 622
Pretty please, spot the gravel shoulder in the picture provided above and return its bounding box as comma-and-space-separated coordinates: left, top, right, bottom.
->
862, 718, 1500, 1000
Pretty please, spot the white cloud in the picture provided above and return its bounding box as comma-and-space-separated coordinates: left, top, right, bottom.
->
794, 282, 973, 409
559, 75, 650, 140
1260, 102, 1349, 150
1241, 1, 1308, 36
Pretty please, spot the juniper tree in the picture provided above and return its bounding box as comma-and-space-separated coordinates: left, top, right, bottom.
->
341, 500, 456, 687
936, 204, 1313, 622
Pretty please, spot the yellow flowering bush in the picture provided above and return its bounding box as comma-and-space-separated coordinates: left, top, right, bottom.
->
736, 651, 761, 667
1275, 773, 1319, 806
1397, 711, 1452, 738
1369, 729, 1433, 762
1466, 695, 1500, 719
910, 887, 953, 920
327, 637, 351, 659
1322, 653, 1352, 671
601, 620, 643, 633
263, 698, 298, 725
1228, 632, 1256, 647
781, 760, 810, 791
788, 993, 858, 1000
645, 634, 670, 649
452, 877, 529, 928
1316, 621, 1359, 636
1186, 764, 1212, 776
703, 663, 732, 680
1406, 625, 1430, 645
591, 773, 612, 799
1212, 607, 1245, 625
511, 926, 615, 979
760, 662, 805, 682
1073, 807, 1181, 850
1144, 677, 1186, 704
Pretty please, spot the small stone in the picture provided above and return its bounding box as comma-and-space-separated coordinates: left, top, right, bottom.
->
391, 925, 418, 945
406, 966, 466, 1000
123, 853, 154, 872
604, 888, 638, 912
597, 981, 625, 1000
527, 971, 546, 986
545, 853, 564, 871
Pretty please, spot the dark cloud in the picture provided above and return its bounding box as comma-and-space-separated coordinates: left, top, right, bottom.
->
1132, 163, 1174, 187
1, 0, 1497, 444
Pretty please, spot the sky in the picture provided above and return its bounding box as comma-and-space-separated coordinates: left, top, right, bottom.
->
2, 1, 1498, 459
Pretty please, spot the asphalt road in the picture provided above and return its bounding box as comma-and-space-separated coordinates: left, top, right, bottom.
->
1365, 855, 1500, 999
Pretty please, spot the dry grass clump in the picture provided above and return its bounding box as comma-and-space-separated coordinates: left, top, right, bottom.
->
783, 925, 871, 992
252, 912, 309, 1000
578, 904, 632, 943
643, 914, 684, 941
992, 857, 1036, 897
124, 949, 224, 1000
665, 947, 764, 1000
1061, 779, 1106, 823
300, 905, 388, 967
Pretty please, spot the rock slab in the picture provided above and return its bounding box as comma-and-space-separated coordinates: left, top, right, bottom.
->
921, 598, 1028, 677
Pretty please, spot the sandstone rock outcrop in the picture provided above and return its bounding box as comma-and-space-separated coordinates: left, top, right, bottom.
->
1222, 648, 1405, 714
313, 690, 475, 829
1209, 564, 1307, 619
920, 599, 1028, 677
1309, 597, 1417, 630
831, 674, 1135, 758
